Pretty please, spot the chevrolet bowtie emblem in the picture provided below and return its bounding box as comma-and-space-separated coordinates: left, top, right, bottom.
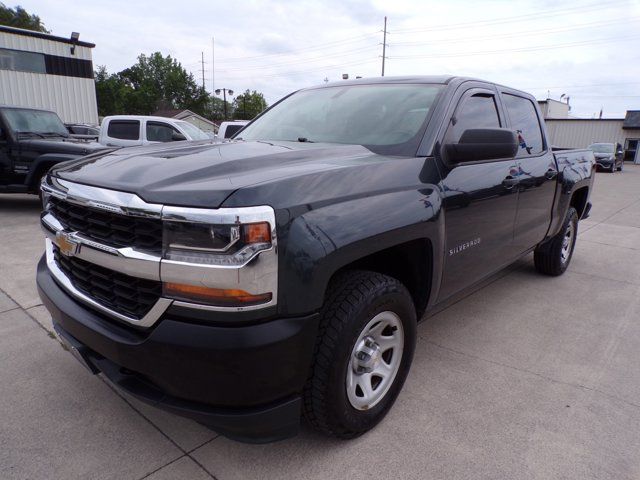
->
56, 231, 80, 257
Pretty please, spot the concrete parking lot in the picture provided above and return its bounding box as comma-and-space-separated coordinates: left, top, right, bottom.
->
1, 166, 640, 479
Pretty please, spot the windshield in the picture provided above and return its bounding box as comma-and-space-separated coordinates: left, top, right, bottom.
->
3, 108, 69, 136
588, 143, 614, 153
176, 121, 210, 140
239, 84, 444, 155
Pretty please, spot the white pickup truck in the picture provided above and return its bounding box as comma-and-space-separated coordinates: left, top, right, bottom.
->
99, 115, 211, 147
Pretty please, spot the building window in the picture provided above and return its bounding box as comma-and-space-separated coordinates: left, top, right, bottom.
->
0, 48, 46, 74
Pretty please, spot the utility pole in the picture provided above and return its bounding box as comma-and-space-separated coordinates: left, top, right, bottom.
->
381, 16, 388, 77
215, 88, 234, 120
200, 51, 206, 89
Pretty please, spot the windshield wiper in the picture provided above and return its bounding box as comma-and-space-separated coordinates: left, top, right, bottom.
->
16, 131, 46, 138
42, 132, 70, 138
297, 137, 314, 143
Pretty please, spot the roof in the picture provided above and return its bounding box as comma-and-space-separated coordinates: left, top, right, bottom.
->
152, 108, 216, 126
321, 75, 457, 89
544, 118, 624, 122
152, 109, 183, 118
0, 25, 95, 48
0, 104, 55, 113
623, 111, 640, 129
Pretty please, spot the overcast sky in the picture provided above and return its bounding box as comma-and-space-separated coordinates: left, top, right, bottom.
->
22, 0, 640, 118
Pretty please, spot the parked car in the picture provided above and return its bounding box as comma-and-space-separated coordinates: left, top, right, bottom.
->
217, 120, 249, 140
588, 142, 624, 172
98, 115, 211, 147
65, 123, 100, 140
0, 105, 109, 195
37, 76, 595, 443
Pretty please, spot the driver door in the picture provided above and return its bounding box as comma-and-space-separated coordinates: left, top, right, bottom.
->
437, 87, 520, 301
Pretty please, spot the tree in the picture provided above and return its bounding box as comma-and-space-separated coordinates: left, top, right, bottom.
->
232, 90, 268, 120
0, 3, 49, 32
117, 52, 209, 116
94, 66, 130, 117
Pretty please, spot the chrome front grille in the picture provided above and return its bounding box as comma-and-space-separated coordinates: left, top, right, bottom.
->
49, 197, 163, 253
53, 245, 162, 320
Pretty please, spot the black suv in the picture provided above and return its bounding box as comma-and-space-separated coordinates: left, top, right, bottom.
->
0, 106, 108, 195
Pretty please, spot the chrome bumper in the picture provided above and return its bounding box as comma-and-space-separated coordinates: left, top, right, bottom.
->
41, 178, 278, 328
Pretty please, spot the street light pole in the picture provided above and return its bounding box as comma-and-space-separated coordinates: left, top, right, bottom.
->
215, 88, 234, 120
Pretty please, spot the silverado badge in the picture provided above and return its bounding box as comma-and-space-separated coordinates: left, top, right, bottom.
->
56, 231, 80, 257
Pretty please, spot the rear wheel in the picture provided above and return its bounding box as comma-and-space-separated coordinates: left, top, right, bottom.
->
303, 270, 416, 439
534, 207, 578, 276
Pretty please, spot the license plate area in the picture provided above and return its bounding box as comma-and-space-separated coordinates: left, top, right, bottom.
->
54, 324, 99, 375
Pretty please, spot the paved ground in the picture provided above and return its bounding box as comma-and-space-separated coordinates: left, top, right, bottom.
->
1, 166, 640, 479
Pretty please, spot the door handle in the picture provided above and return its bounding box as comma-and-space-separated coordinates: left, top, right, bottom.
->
502, 176, 518, 188
545, 169, 558, 180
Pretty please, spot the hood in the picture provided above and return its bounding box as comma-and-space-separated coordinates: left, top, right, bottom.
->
593, 152, 614, 159
19, 137, 108, 156
51, 140, 424, 209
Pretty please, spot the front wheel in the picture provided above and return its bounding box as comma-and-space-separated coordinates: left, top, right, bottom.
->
303, 270, 416, 439
534, 207, 578, 276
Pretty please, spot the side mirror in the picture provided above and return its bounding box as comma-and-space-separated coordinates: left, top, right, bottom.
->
172, 132, 187, 141
445, 128, 518, 163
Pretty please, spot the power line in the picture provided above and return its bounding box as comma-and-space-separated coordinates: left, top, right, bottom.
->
219, 58, 378, 80
389, 16, 640, 47
217, 44, 379, 72
388, 33, 640, 59
216, 32, 379, 63
391, 0, 627, 34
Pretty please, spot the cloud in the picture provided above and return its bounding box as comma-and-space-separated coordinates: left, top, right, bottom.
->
19, 0, 640, 117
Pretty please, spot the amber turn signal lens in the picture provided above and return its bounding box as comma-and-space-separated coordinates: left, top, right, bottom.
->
164, 282, 272, 306
242, 222, 271, 244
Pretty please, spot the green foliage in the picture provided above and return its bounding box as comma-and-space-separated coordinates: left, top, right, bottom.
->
94, 66, 129, 117
0, 3, 49, 32
232, 90, 268, 120
95, 52, 267, 122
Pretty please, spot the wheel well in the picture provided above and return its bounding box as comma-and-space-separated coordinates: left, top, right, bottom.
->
28, 162, 57, 191
335, 239, 432, 320
570, 187, 589, 219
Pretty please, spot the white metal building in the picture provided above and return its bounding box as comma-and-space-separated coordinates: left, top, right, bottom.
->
0, 25, 98, 124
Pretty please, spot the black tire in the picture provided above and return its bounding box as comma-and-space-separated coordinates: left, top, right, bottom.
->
303, 270, 417, 439
610, 163, 616, 173
534, 207, 578, 276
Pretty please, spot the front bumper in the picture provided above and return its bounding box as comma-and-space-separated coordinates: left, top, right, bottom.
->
595, 160, 615, 169
37, 256, 320, 443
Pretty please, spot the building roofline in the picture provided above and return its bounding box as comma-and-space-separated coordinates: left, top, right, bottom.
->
545, 118, 624, 121
0, 25, 95, 48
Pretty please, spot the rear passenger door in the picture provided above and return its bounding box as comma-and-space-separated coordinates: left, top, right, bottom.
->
437, 86, 520, 301
500, 91, 557, 252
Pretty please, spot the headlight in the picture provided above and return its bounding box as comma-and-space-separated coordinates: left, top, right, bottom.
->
163, 221, 272, 266
163, 221, 273, 308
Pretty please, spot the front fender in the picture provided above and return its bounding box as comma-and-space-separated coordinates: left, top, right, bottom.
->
26, 153, 82, 187
278, 187, 443, 315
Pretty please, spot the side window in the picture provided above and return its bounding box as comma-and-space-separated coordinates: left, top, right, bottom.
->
448, 93, 501, 143
146, 122, 179, 142
502, 94, 544, 157
224, 124, 244, 138
107, 120, 140, 140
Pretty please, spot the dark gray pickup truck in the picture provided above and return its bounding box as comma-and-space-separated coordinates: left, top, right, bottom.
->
36, 76, 595, 443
